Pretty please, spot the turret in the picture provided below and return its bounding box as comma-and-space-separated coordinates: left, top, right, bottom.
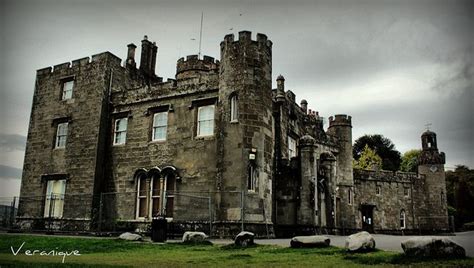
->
327, 115, 353, 184
176, 55, 219, 80
276, 75, 285, 103
417, 129, 448, 231
419, 130, 445, 165
216, 31, 273, 223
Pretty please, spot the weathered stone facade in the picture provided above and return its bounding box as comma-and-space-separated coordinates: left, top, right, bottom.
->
17, 31, 449, 236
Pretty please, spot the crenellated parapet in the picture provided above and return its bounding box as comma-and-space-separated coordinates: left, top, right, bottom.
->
36, 52, 122, 76
176, 55, 219, 80
328, 114, 352, 128
220, 31, 272, 49
354, 168, 421, 183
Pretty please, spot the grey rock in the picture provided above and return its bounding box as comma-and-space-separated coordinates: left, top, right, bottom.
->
345, 231, 376, 252
235, 231, 255, 247
182, 231, 209, 243
401, 237, 466, 258
118, 232, 142, 241
290, 235, 331, 248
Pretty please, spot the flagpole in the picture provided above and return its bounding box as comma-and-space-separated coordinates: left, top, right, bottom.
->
198, 12, 203, 59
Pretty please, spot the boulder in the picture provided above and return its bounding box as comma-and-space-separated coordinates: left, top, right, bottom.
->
290, 235, 331, 248
401, 237, 466, 258
345, 231, 376, 252
118, 232, 142, 241
182, 231, 209, 244
234, 231, 255, 247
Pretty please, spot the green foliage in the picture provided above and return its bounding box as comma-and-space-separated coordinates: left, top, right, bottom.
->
0, 234, 473, 267
446, 165, 474, 229
353, 144, 382, 170
353, 134, 401, 171
400, 149, 421, 172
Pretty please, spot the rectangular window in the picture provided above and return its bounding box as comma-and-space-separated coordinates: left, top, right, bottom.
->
348, 188, 353, 205
61, 80, 74, 100
400, 210, 406, 229
55, 122, 68, 148
114, 118, 128, 145
288, 136, 297, 158
152, 112, 168, 141
248, 165, 257, 192
197, 105, 214, 137
44, 179, 66, 218
404, 187, 409, 197
137, 176, 148, 218
230, 95, 238, 122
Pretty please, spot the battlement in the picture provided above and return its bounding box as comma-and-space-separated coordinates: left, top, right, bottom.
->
36, 52, 122, 76
354, 168, 420, 182
176, 54, 219, 79
220, 31, 273, 48
328, 114, 352, 127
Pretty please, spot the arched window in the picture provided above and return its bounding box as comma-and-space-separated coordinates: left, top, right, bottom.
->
151, 173, 176, 217
400, 210, 406, 229
136, 174, 148, 218
230, 94, 238, 122
135, 168, 177, 219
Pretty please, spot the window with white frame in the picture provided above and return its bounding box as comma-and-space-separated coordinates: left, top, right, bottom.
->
114, 118, 128, 145
400, 210, 406, 229
136, 175, 147, 218
288, 136, 297, 158
61, 80, 74, 100
44, 179, 66, 218
247, 165, 257, 192
152, 112, 168, 141
136, 173, 176, 219
197, 105, 214, 137
230, 95, 238, 122
151, 174, 175, 217
55, 122, 68, 148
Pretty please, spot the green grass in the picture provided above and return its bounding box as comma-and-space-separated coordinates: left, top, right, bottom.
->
0, 234, 473, 267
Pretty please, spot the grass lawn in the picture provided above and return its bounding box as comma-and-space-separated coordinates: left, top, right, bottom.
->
0, 234, 473, 267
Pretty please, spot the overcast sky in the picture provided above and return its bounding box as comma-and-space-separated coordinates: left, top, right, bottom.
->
0, 0, 472, 197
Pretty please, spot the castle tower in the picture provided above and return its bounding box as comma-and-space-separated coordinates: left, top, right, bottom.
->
327, 115, 353, 184
417, 130, 449, 231
216, 31, 274, 228
326, 114, 355, 229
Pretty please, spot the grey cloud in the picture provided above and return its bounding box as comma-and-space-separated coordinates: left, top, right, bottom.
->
0, 165, 22, 179
0, 134, 26, 152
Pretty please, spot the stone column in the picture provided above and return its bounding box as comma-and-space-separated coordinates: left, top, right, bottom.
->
298, 135, 317, 225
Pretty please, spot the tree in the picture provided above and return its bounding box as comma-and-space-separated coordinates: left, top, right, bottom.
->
353, 134, 401, 171
446, 165, 474, 229
400, 149, 421, 172
353, 144, 383, 170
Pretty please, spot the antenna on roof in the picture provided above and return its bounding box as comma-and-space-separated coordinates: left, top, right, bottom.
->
425, 123, 432, 131
198, 12, 204, 59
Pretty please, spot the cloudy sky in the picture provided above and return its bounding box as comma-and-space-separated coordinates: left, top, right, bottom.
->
0, 0, 472, 197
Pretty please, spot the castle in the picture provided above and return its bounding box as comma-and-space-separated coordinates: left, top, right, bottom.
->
17, 31, 449, 237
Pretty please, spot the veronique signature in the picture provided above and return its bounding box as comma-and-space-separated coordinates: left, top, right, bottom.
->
10, 242, 81, 263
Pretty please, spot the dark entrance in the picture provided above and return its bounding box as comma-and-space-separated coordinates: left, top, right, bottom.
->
360, 204, 374, 233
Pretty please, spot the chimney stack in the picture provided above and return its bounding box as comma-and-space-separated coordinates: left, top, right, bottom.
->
139, 35, 157, 77
126, 43, 137, 68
